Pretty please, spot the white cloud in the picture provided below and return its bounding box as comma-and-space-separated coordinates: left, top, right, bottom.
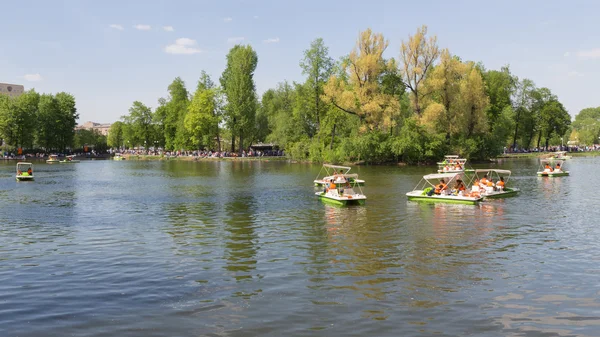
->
263, 37, 280, 44
24, 74, 43, 82
224, 17, 233, 23
253, 16, 259, 19
567, 71, 584, 77
227, 37, 245, 44
564, 52, 570, 57
134, 24, 152, 31
163, 26, 174, 32
164, 38, 202, 55
577, 48, 600, 60
109, 24, 124, 31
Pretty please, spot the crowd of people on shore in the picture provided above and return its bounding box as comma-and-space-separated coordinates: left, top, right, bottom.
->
110, 148, 285, 158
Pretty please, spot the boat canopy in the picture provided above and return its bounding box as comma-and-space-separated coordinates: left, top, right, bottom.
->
444, 155, 460, 159
474, 169, 512, 175
540, 159, 565, 165
423, 172, 462, 181
17, 162, 33, 169
323, 164, 352, 171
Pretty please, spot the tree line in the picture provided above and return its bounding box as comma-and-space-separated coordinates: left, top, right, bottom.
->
0, 91, 79, 153
114, 25, 573, 163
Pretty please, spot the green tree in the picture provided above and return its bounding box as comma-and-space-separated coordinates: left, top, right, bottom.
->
163, 77, 189, 150
539, 99, 570, 149
107, 121, 124, 148
299, 38, 334, 137
123, 101, 153, 148
54, 92, 79, 151
185, 72, 221, 150
572, 107, 600, 145
0, 90, 40, 149
37, 94, 60, 151
220, 44, 258, 152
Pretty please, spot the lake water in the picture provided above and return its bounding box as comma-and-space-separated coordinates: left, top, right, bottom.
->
1, 158, 600, 337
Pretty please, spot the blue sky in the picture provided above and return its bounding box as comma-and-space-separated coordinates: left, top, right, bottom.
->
1, 0, 599, 124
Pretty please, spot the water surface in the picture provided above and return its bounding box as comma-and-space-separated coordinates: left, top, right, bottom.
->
1, 158, 599, 336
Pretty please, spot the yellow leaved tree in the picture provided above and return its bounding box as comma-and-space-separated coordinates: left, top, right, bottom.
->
323, 28, 400, 133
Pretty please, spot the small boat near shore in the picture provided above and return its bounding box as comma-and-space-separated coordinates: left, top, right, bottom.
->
315, 173, 366, 206
16, 162, 34, 181
437, 155, 474, 173
537, 159, 569, 177
406, 172, 483, 205
314, 164, 365, 186
113, 154, 125, 160
46, 154, 60, 164
470, 169, 520, 199
60, 155, 80, 163
548, 151, 571, 160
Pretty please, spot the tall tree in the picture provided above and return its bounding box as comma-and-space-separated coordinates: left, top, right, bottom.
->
185, 72, 221, 150
124, 101, 153, 147
323, 28, 400, 132
220, 44, 258, 152
299, 38, 334, 137
572, 107, 600, 145
483, 66, 516, 128
107, 121, 124, 148
163, 77, 189, 150
0, 90, 40, 149
400, 25, 440, 116
511, 78, 535, 149
54, 92, 79, 151
539, 99, 570, 149
37, 94, 60, 151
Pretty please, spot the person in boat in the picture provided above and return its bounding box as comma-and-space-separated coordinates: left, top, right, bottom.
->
434, 179, 447, 195
485, 179, 495, 193
27, 167, 32, 175
455, 163, 462, 170
554, 163, 562, 172
17, 169, 22, 176
496, 177, 505, 191
544, 163, 552, 173
327, 179, 336, 192
468, 179, 481, 197
444, 165, 450, 172
479, 175, 488, 188
453, 179, 466, 195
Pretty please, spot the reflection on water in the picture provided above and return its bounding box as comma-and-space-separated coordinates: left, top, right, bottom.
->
1, 158, 600, 336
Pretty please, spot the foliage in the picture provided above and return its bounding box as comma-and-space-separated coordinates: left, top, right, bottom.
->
220, 44, 258, 152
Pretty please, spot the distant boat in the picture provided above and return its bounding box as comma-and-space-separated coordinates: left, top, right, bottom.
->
537, 159, 569, 177
46, 154, 60, 164
314, 164, 365, 186
60, 155, 80, 163
437, 155, 474, 173
113, 154, 125, 160
16, 162, 34, 181
315, 173, 366, 206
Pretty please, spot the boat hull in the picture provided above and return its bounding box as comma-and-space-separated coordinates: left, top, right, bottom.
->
406, 191, 481, 205
316, 192, 366, 206
537, 171, 569, 177
59, 160, 80, 163
46, 160, 59, 164
482, 188, 520, 199
16, 175, 34, 181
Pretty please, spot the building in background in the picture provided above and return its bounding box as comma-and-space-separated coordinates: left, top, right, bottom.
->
75, 121, 112, 136
0, 83, 25, 98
